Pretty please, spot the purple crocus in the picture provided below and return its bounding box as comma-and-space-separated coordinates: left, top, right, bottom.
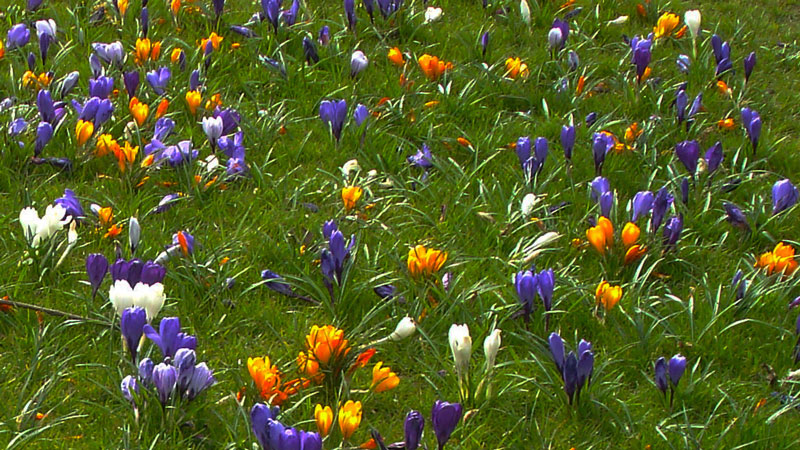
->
563, 351, 578, 404
213, 0, 225, 17
318, 26, 330, 46
185, 362, 215, 400
320, 229, 355, 283
537, 268, 555, 312
260, 270, 294, 296
431, 400, 462, 450
585, 112, 597, 127
7, 24, 30, 50
675, 90, 688, 125
549, 332, 565, 374
262, 0, 281, 32
723, 202, 749, 230
86, 253, 109, 299
37, 89, 55, 124
668, 354, 686, 386
121, 306, 147, 361
662, 214, 684, 248
282, 0, 299, 25
514, 268, 538, 321
732, 270, 747, 301
35, 122, 53, 155
592, 132, 615, 175
89, 76, 114, 99
674, 140, 700, 175
704, 142, 723, 175
319, 99, 347, 141
680, 177, 690, 205
120, 375, 139, 403
251, 403, 281, 449
152, 362, 178, 405
632, 191, 654, 222
480, 31, 489, 57
651, 187, 673, 234
772, 179, 799, 215
143, 317, 197, 358
353, 104, 369, 127
140, 261, 166, 285
631, 35, 652, 82
344, 0, 356, 31
676, 54, 690, 74
741, 107, 762, 154
654, 357, 668, 396
590, 176, 613, 218
9, 118, 27, 136
123, 71, 140, 98
408, 144, 433, 168
404, 410, 424, 450
146, 67, 171, 96
54, 188, 84, 219
561, 125, 575, 160
744, 51, 756, 82
160, 141, 198, 167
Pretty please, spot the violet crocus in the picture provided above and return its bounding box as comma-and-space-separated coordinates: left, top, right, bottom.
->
514, 268, 538, 321
320, 228, 355, 283
146, 67, 171, 95
654, 357, 668, 396
668, 354, 686, 387
89, 76, 114, 99
431, 400, 462, 450
350, 50, 369, 77
744, 51, 756, 82
705, 142, 723, 175
303, 36, 319, 65
480, 31, 489, 57
561, 125, 575, 160
632, 191, 654, 222
143, 317, 197, 358
121, 306, 147, 361
35, 122, 53, 155
549, 332, 565, 374
54, 189, 84, 219
675, 140, 700, 175
319, 99, 347, 141
676, 54, 690, 74
687, 94, 702, 122
318, 26, 330, 46
404, 410, 424, 450
353, 104, 369, 127
36, 20, 56, 64
37, 89, 55, 124
662, 214, 684, 248
590, 176, 612, 218
585, 112, 597, 127
152, 362, 178, 405
283, 0, 299, 25
741, 107, 761, 154
8, 118, 27, 136
537, 268, 555, 313
262, 0, 281, 32
120, 375, 139, 403
7, 24, 30, 50
732, 270, 747, 301
631, 35, 652, 82
675, 90, 688, 125
681, 178, 690, 204
260, 270, 294, 297
592, 132, 614, 175
86, 253, 109, 299
549, 18, 569, 49
123, 71, 139, 98
213, 0, 225, 17
651, 187, 673, 234
772, 179, 799, 215
60, 71, 80, 98
344, 0, 356, 31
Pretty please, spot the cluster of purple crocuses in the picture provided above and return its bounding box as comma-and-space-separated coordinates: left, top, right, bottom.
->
513, 267, 555, 326
549, 332, 594, 405
654, 354, 686, 407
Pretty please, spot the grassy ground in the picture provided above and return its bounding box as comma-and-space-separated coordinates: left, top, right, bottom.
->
1, 0, 800, 448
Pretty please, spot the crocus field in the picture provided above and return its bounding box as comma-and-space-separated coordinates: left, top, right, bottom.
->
3, 0, 800, 448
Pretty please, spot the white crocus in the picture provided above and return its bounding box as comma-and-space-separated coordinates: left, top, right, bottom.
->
35, 19, 56, 39
521, 193, 538, 218
547, 28, 563, 50
607, 15, 629, 26
684, 10, 701, 38
20, 204, 69, 247
448, 324, 472, 376
424, 7, 442, 23
109, 280, 135, 314
350, 50, 369, 77
19, 207, 39, 242
202, 116, 224, 142
341, 159, 360, 178
390, 317, 417, 341
520, 0, 531, 24
483, 329, 501, 370
129, 217, 141, 255
134, 282, 165, 321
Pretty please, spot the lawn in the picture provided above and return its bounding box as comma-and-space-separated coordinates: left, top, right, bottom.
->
1, 0, 800, 448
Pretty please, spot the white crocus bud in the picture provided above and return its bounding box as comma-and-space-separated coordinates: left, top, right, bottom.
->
19, 207, 39, 243
35, 204, 68, 246
483, 329, 501, 370
424, 7, 442, 23
350, 50, 369, 77
109, 280, 135, 315
521, 193, 538, 218
341, 159, 360, 178
684, 10, 701, 38
448, 324, 472, 376
129, 217, 141, 255
67, 220, 78, 245
547, 28, 563, 50
134, 282, 165, 321
390, 317, 417, 341
520, 0, 531, 24
607, 15, 629, 26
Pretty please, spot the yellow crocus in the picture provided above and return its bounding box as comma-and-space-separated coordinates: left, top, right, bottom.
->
407, 244, 448, 278
186, 90, 202, 115
76, 120, 94, 146
129, 97, 149, 126
370, 361, 400, 393
338, 400, 362, 441
621, 222, 640, 248
596, 281, 622, 310
342, 186, 363, 211
653, 12, 680, 39
504, 57, 529, 79
314, 404, 333, 437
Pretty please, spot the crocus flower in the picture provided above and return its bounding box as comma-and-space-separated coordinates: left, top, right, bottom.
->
621, 222, 640, 247
723, 202, 749, 230
424, 6, 443, 23
371, 361, 399, 392
448, 324, 472, 377
54, 188, 83, 220
704, 142, 723, 175
120, 375, 139, 403
7, 24, 30, 50
314, 404, 333, 437
9, 118, 27, 136
549, 332, 565, 374
404, 410, 424, 450
389, 316, 416, 340
37, 90, 55, 124
585, 112, 597, 127
653, 12, 679, 38
121, 306, 147, 361
407, 244, 447, 278
344, 0, 356, 31
146, 67, 170, 95
318, 26, 330, 45
651, 187, 673, 233
631, 36, 652, 81
592, 132, 615, 175
202, 116, 223, 150
480, 32, 489, 57
675, 90, 688, 125
684, 10, 701, 38
353, 104, 369, 127
514, 268, 538, 321
548, 18, 569, 49
687, 93, 702, 123
590, 176, 613, 218
632, 191, 654, 222
654, 357, 668, 395
350, 50, 368, 77
772, 179, 799, 215
596, 280, 622, 310
676, 54, 691, 73
567, 50, 579, 71
668, 354, 686, 386
152, 362, 178, 405
740, 107, 761, 153
36, 20, 56, 64
732, 270, 747, 301
34, 122, 53, 156
744, 51, 756, 82
213, 0, 225, 17
418, 54, 453, 81
755, 242, 798, 276
321, 229, 356, 283
537, 269, 555, 312
338, 400, 362, 441
319, 100, 347, 141
561, 125, 575, 160
143, 317, 197, 358
586, 216, 613, 254
431, 400, 462, 450
675, 140, 699, 175
86, 253, 109, 299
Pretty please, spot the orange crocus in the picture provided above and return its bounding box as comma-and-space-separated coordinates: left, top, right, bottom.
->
185, 90, 202, 115
653, 12, 680, 39
338, 400, 362, 441
113, 141, 139, 172
118, 0, 129, 15
624, 122, 642, 144
755, 242, 798, 276
716, 80, 732, 96
370, 362, 400, 392
342, 186, 363, 211
76, 120, 94, 146
504, 57, 529, 79
247, 356, 290, 406
576, 75, 586, 95
199, 32, 224, 51
129, 97, 149, 126
135, 38, 151, 65
155, 99, 169, 119
171, 0, 181, 15
171, 48, 183, 64
418, 54, 452, 81
586, 217, 614, 254
388, 47, 405, 66
0, 41, 4, 59
95, 134, 119, 157
407, 245, 448, 278
98, 207, 113, 227
624, 244, 647, 265
717, 118, 735, 130
104, 223, 123, 239
621, 222, 640, 247
315, 404, 333, 437
596, 281, 623, 310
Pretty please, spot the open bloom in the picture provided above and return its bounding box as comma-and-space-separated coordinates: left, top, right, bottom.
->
596, 281, 622, 310
248, 356, 292, 406
338, 400, 362, 441
505, 57, 529, 79
407, 245, 448, 278
418, 54, 452, 81
371, 361, 400, 392
19, 204, 69, 247
653, 12, 680, 39
755, 242, 798, 276
342, 186, 363, 211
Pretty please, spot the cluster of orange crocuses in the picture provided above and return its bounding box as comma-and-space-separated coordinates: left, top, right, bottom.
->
755, 242, 798, 277
586, 217, 647, 266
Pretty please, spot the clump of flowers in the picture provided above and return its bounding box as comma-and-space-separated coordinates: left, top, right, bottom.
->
418, 54, 453, 81
755, 242, 798, 277
548, 332, 594, 405
407, 244, 448, 278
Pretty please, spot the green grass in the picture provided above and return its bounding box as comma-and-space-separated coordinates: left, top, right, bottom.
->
1, 0, 800, 448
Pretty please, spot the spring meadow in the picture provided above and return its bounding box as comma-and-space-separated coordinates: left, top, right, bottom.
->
2, 0, 800, 447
